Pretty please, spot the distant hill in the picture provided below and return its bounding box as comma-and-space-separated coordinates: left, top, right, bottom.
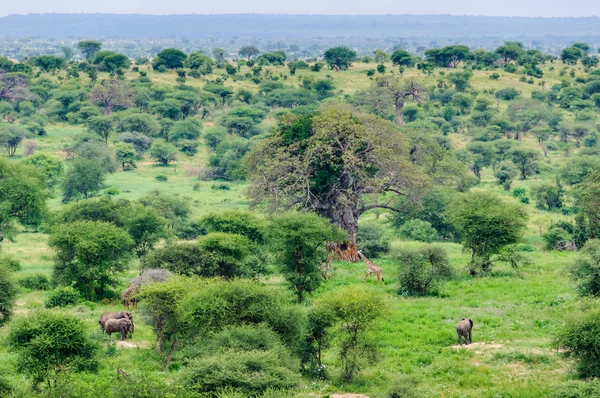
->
1, 13, 600, 39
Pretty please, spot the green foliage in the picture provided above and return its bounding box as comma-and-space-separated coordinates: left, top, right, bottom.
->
398, 220, 440, 243
323, 47, 357, 70
6, 311, 99, 388
356, 221, 391, 258
448, 192, 528, 274
19, 274, 51, 290
543, 226, 575, 251
183, 349, 300, 395
0, 254, 21, 271
317, 285, 384, 382
198, 232, 264, 278
394, 246, 454, 296
178, 279, 306, 351
149, 140, 177, 165
549, 380, 600, 398
0, 263, 17, 326
153, 48, 187, 69
556, 308, 600, 378
45, 286, 82, 308
114, 142, 137, 170
269, 212, 345, 302
494, 160, 518, 190
0, 125, 30, 156
0, 158, 48, 242
199, 210, 267, 244
569, 239, 600, 296
49, 220, 133, 299
21, 153, 64, 187
532, 182, 564, 211
62, 158, 106, 202
143, 243, 217, 277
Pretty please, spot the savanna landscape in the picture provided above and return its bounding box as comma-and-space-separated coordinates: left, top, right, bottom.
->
1, 18, 600, 397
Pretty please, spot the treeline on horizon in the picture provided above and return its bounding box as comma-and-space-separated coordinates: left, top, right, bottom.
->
1, 13, 600, 40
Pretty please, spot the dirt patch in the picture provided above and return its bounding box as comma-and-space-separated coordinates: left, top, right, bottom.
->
116, 340, 151, 349
451, 342, 504, 354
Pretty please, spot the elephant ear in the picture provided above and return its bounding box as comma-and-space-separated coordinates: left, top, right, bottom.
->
469, 319, 473, 327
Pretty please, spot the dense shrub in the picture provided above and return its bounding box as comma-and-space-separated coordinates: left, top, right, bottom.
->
6, 311, 98, 388
0, 254, 21, 271
178, 279, 306, 351
143, 243, 217, 277
183, 349, 300, 395
19, 274, 51, 290
543, 226, 575, 251
45, 286, 82, 308
199, 210, 267, 244
198, 232, 265, 278
394, 246, 454, 296
556, 309, 600, 378
549, 380, 600, 398
569, 239, 600, 296
0, 264, 18, 326
398, 220, 440, 243
356, 221, 391, 258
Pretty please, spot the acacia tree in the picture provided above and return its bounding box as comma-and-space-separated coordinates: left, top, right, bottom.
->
246, 105, 427, 261
323, 47, 357, 71
77, 40, 102, 60
90, 79, 132, 115
0, 125, 29, 156
375, 76, 426, 127
238, 46, 260, 61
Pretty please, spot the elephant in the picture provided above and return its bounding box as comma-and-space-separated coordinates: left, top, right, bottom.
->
456, 318, 473, 345
104, 318, 134, 340
99, 311, 133, 331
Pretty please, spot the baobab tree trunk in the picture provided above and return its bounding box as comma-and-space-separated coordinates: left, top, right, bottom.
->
395, 102, 405, 127
330, 207, 359, 262
104, 102, 112, 115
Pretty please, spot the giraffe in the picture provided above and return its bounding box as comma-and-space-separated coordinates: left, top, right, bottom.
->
123, 268, 145, 311
358, 251, 384, 283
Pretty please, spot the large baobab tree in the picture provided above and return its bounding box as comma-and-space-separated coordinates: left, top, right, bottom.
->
245, 105, 429, 262
375, 76, 426, 127
0, 73, 33, 103
90, 79, 133, 115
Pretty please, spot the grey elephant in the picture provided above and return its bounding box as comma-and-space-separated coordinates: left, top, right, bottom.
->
104, 318, 134, 340
99, 311, 133, 331
456, 318, 473, 345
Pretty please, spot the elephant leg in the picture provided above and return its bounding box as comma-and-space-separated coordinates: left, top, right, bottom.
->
120, 327, 126, 340
469, 331, 472, 344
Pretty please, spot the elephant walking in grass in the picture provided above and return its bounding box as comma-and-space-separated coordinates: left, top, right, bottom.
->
457, 318, 473, 345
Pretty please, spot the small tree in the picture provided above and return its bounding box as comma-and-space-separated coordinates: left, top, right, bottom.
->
152, 48, 187, 70
556, 309, 600, 378
494, 160, 518, 191
49, 220, 133, 299
318, 286, 384, 382
394, 246, 454, 296
323, 47, 357, 71
115, 142, 137, 170
569, 239, 600, 297
90, 79, 132, 115
143, 243, 217, 277
270, 212, 346, 302
532, 182, 564, 211
77, 40, 102, 60
122, 203, 166, 257
0, 264, 17, 326
510, 148, 539, 180
356, 221, 391, 258
6, 311, 98, 390
62, 159, 105, 202
238, 46, 260, 61
0, 125, 29, 157
87, 116, 113, 144
448, 192, 528, 274
149, 140, 177, 165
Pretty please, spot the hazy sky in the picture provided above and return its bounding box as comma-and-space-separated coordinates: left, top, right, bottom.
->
0, 0, 599, 17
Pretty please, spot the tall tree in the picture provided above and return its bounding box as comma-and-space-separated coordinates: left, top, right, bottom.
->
153, 48, 187, 70
323, 47, 357, 71
246, 105, 428, 261
77, 40, 102, 60
0, 73, 33, 103
90, 79, 132, 115
238, 46, 260, 61
375, 76, 426, 127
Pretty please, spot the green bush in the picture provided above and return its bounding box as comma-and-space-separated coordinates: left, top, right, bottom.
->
387, 375, 421, 398
556, 308, 600, 378
569, 239, 600, 296
549, 380, 600, 398
155, 174, 168, 182
45, 286, 82, 308
543, 226, 575, 251
394, 246, 454, 296
398, 220, 440, 243
0, 255, 21, 271
183, 350, 300, 395
356, 221, 391, 258
178, 279, 306, 352
198, 232, 265, 278
143, 243, 217, 277
0, 375, 11, 396
0, 264, 17, 326
19, 274, 51, 290
199, 210, 267, 244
